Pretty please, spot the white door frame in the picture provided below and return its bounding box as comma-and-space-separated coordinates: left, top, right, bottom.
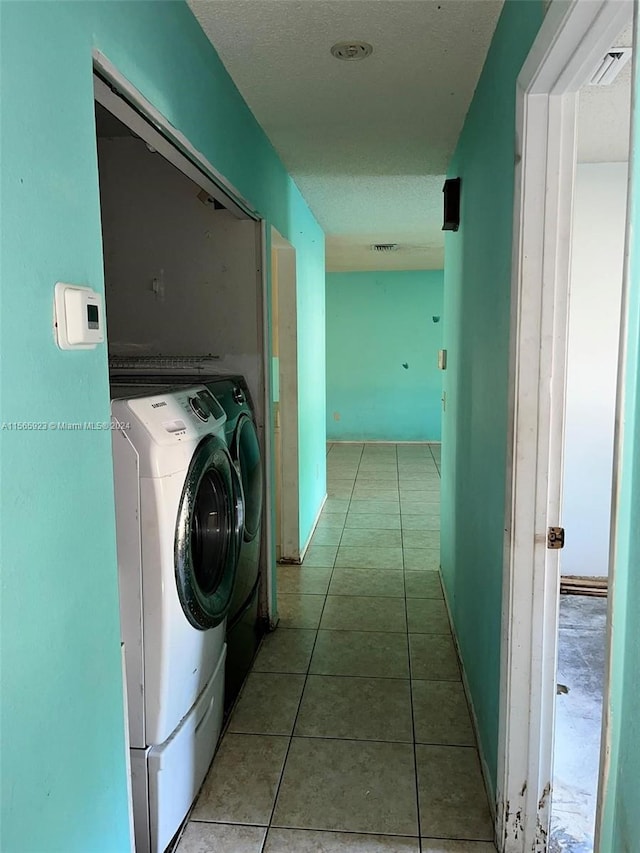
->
497, 2, 632, 850
271, 228, 301, 563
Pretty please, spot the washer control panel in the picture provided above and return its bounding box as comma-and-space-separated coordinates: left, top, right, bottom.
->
113, 386, 226, 444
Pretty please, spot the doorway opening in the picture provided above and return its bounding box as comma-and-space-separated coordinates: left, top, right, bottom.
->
553, 62, 631, 848
497, 2, 634, 850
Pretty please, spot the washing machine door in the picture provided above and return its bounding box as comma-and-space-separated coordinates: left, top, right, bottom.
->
231, 413, 263, 542
174, 434, 244, 630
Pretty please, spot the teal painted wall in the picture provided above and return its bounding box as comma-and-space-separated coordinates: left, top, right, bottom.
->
600, 11, 640, 850
0, 3, 324, 850
326, 271, 444, 441
440, 0, 543, 791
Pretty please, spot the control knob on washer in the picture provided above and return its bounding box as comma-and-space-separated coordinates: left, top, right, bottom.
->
189, 396, 209, 421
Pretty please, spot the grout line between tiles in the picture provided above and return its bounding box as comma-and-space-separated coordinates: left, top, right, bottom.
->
396, 444, 423, 853
260, 444, 364, 852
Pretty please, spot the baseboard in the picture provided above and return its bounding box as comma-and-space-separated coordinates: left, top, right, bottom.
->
440, 573, 498, 829
327, 439, 442, 445
298, 493, 327, 563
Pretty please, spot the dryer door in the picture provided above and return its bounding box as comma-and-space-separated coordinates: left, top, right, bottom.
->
231, 413, 263, 542
174, 435, 243, 630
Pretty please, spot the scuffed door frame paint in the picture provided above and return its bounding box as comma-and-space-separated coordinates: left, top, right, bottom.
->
498, 2, 633, 851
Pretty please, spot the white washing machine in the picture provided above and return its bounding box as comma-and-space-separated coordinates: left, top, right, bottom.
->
111, 385, 243, 853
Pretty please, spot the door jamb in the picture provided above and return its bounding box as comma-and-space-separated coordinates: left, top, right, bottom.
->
498, 2, 633, 850
271, 228, 300, 563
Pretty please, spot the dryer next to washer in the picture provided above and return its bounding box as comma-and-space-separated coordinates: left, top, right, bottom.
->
203, 376, 265, 710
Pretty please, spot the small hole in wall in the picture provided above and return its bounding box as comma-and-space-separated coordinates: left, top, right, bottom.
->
432, 316, 441, 323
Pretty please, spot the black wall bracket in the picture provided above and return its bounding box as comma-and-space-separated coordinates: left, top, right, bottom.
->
442, 177, 461, 232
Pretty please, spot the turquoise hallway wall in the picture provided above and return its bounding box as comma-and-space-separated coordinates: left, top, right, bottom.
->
440, 0, 543, 791
0, 3, 324, 850
326, 271, 444, 441
600, 8, 640, 849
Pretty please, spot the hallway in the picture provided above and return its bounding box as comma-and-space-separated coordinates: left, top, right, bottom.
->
177, 443, 495, 852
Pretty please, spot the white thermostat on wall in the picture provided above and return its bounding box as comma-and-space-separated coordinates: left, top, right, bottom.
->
54, 282, 105, 350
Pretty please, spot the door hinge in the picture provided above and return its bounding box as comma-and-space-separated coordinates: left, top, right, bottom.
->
547, 527, 565, 549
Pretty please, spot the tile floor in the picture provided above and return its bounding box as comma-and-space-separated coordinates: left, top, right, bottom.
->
177, 442, 496, 853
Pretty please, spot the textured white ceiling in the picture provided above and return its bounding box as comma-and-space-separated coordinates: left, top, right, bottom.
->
188, 0, 504, 270
577, 23, 633, 164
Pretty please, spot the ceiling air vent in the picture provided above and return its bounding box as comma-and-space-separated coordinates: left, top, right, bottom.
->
590, 47, 632, 86
371, 243, 399, 252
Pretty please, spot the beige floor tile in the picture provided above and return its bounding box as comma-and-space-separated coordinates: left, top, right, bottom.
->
404, 571, 444, 599
192, 733, 288, 825
329, 568, 405, 598
416, 745, 493, 840
278, 593, 326, 629
302, 544, 338, 567
400, 473, 439, 481
228, 673, 306, 736
403, 530, 441, 550
316, 512, 347, 529
310, 630, 410, 678
400, 482, 439, 489
399, 489, 439, 499
176, 822, 266, 853
406, 598, 450, 634
357, 474, 398, 484
327, 476, 356, 487
349, 499, 401, 514
403, 548, 440, 571
356, 467, 398, 477
345, 512, 401, 530
309, 526, 344, 546
277, 565, 332, 595
327, 468, 359, 479
409, 634, 460, 681
351, 489, 399, 501
327, 486, 354, 499
340, 528, 402, 548
354, 475, 400, 490
399, 469, 439, 479
336, 545, 404, 570
294, 675, 412, 742
324, 498, 351, 513
412, 680, 475, 746
401, 500, 440, 515
272, 738, 418, 835
264, 828, 419, 852
253, 628, 316, 674
320, 594, 407, 633
401, 513, 440, 531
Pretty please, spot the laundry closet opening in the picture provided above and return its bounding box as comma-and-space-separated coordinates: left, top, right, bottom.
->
93, 77, 272, 853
